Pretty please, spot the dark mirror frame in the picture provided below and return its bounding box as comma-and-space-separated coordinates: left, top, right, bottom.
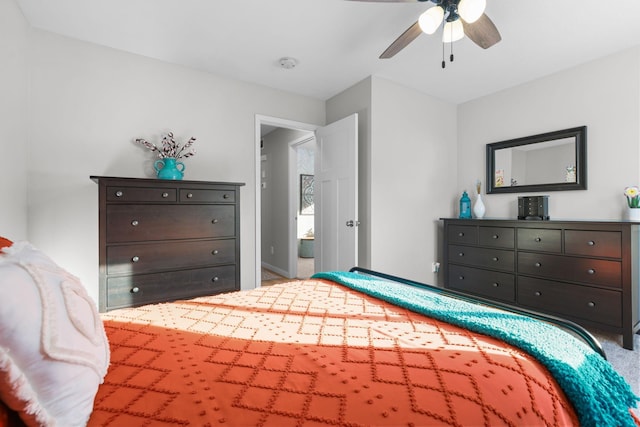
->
486, 126, 587, 194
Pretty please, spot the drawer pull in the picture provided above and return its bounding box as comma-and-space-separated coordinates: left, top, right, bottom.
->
587, 301, 595, 308
211, 277, 219, 283
131, 220, 139, 227
212, 250, 219, 255
458, 252, 464, 257
162, 192, 169, 198
458, 275, 465, 280
458, 232, 464, 237
535, 237, 542, 242
131, 256, 140, 263
587, 268, 596, 275
492, 235, 499, 239
534, 262, 542, 267
492, 283, 499, 287
223, 194, 230, 199
131, 286, 140, 293
587, 240, 595, 246
212, 219, 219, 224
534, 291, 542, 296
187, 193, 194, 198
492, 257, 499, 262
115, 190, 123, 197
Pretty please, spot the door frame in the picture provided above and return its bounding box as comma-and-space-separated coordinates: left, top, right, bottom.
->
255, 115, 318, 286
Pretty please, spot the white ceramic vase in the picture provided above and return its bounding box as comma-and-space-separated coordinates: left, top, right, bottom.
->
626, 207, 640, 221
473, 194, 486, 219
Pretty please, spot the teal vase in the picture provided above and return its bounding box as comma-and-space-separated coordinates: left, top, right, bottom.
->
154, 157, 185, 180
459, 191, 472, 219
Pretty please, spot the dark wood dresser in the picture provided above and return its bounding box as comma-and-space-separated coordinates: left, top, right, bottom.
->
441, 218, 640, 349
92, 176, 244, 312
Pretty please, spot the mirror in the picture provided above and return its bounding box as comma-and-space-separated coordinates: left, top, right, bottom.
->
486, 126, 587, 194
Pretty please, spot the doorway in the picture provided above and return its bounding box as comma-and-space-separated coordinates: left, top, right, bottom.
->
255, 114, 359, 287
256, 116, 317, 286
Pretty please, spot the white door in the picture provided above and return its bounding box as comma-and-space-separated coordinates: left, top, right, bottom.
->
314, 114, 358, 272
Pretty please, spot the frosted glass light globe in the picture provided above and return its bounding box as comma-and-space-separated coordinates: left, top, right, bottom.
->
458, 0, 486, 24
442, 20, 464, 42
418, 6, 444, 34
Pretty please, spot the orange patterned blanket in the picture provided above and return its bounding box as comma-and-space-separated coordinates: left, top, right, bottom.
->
89, 279, 578, 426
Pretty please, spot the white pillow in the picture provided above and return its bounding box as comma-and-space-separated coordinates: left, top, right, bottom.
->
0, 241, 109, 426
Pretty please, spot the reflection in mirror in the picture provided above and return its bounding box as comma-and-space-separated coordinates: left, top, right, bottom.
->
487, 126, 587, 194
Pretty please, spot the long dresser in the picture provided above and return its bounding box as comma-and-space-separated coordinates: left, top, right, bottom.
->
92, 176, 244, 312
441, 218, 640, 349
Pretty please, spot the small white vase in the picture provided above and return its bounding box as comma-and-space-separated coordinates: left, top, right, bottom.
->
473, 194, 486, 219
626, 207, 640, 221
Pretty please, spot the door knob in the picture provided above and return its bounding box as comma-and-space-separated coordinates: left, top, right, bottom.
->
346, 220, 360, 227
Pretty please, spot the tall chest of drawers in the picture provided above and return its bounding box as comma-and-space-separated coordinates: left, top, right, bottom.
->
92, 176, 244, 312
442, 218, 640, 349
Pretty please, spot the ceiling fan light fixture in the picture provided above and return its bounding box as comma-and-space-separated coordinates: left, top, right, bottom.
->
458, 0, 486, 24
418, 6, 444, 35
442, 20, 464, 43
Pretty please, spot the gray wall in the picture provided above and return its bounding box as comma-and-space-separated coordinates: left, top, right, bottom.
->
458, 47, 640, 220
22, 27, 324, 303
260, 127, 311, 276
326, 77, 372, 269
0, 0, 28, 239
9, 0, 640, 299
327, 76, 458, 285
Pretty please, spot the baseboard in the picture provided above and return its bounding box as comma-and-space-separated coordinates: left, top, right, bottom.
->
261, 262, 290, 279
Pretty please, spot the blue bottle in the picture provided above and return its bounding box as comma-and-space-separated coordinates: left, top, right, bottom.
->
459, 191, 472, 219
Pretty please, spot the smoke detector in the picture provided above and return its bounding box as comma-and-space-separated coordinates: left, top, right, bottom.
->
278, 57, 298, 70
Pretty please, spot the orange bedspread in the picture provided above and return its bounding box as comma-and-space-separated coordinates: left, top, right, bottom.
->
89, 279, 578, 426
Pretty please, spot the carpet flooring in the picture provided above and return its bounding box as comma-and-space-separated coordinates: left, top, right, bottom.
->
591, 329, 640, 396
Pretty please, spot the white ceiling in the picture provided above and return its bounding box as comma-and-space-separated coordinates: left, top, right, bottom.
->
15, 0, 640, 104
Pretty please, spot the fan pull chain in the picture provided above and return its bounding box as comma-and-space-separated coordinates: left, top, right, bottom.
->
449, 21, 454, 63
442, 42, 454, 68
442, 22, 455, 69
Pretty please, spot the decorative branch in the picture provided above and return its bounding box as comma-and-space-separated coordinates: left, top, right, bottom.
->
134, 131, 197, 159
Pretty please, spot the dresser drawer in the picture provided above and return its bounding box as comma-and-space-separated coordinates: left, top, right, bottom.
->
106, 204, 235, 243
107, 239, 236, 274
517, 228, 561, 253
106, 186, 177, 202
518, 252, 621, 288
106, 265, 237, 309
180, 189, 236, 203
564, 230, 622, 258
478, 227, 515, 249
449, 245, 515, 272
448, 265, 515, 302
448, 225, 477, 245
517, 277, 622, 327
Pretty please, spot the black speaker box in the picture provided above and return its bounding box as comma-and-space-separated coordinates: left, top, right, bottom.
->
518, 196, 549, 220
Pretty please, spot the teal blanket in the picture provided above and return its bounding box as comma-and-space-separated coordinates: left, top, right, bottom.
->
312, 271, 639, 427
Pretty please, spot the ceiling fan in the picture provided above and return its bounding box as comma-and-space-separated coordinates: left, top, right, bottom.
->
348, 0, 501, 65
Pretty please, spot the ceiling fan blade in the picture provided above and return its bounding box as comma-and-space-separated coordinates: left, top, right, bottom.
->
380, 21, 422, 59
462, 13, 501, 49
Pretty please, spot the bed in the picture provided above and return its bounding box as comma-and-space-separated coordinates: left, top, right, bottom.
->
0, 238, 638, 427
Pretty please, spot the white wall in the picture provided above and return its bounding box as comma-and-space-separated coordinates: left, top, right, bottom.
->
0, 0, 29, 240
458, 47, 640, 220
370, 77, 457, 285
26, 29, 325, 303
